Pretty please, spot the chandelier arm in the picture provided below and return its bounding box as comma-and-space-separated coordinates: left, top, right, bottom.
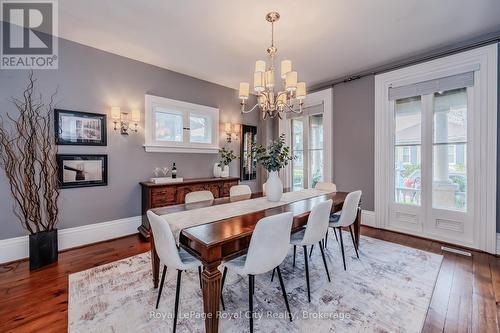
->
241, 102, 261, 114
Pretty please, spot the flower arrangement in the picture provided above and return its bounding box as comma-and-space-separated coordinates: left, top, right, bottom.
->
251, 134, 294, 172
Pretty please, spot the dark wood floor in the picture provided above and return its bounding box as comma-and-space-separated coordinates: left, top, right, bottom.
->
0, 227, 499, 332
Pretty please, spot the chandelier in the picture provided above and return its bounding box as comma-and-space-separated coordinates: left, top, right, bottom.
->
238, 12, 306, 119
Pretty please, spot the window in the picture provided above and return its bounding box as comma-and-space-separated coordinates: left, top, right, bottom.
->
144, 95, 219, 153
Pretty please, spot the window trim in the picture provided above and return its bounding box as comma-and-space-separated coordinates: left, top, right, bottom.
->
144, 94, 219, 153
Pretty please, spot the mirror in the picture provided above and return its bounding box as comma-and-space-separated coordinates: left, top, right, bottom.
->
240, 125, 257, 181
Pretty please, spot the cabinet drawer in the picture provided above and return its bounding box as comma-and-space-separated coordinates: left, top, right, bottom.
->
151, 187, 176, 207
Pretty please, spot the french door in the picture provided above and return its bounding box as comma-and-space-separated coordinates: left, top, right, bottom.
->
280, 88, 333, 190
375, 45, 497, 252
391, 87, 473, 244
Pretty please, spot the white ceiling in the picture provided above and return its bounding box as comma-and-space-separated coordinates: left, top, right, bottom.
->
59, 0, 500, 89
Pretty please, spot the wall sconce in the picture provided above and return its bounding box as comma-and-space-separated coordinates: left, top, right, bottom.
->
224, 122, 240, 143
111, 107, 140, 135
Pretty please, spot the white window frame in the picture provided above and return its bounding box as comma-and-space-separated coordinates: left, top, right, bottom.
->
374, 44, 497, 254
144, 94, 219, 153
279, 88, 333, 189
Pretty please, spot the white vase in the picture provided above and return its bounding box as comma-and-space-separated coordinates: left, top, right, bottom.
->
213, 163, 222, 177
266, 170, 283, 202
220, 165, 229, 178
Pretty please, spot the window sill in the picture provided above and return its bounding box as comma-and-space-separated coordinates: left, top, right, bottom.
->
143, 144, 219, 154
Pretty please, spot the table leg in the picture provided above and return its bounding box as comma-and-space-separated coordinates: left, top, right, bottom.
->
151, 235, 160, 288
354, 207, 361, 248
202, 261, 222, 333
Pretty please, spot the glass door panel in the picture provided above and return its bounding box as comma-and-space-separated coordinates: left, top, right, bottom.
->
432, 88, 467, 211
291, 119, 304, 191
394, 96, 422, 205
309, 114, 324, 188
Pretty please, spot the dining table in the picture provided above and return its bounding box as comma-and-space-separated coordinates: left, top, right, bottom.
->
150, 190, 361, 333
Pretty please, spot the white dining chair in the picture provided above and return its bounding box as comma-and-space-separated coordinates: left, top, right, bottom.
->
262, 182, 266, 195
184, 190, 214, 204
147, 211, 202, 333
328, 190, 362, 270
229, 184, 252, 197
314, 182, 337, 192
284, 200, 333, 302
220, 212, 294, 332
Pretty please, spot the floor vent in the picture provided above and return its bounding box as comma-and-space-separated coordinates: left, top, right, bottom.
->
441, 246, 471, 256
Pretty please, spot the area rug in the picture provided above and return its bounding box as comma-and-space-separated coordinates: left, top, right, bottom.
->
68, 233, 442, 333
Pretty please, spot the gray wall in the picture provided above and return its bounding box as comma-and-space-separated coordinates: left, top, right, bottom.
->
0, 37, 262, 240
331, 76, 375, 211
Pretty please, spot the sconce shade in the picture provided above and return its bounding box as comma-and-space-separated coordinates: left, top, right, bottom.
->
233, 123, 240, 134
131, 109, 140, 122
224, 122, 232, 133
111, 106, 121, 120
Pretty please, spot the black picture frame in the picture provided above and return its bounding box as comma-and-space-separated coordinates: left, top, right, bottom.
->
240, 125, 258, 181
54, 109, 107, 146
57, 154, 108, 189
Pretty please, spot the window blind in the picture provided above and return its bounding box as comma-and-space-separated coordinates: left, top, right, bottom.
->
388, 71, 475, 101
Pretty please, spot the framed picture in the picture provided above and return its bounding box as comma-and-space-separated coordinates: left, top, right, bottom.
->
55, 109, 107, 146
57, 154, 108, 189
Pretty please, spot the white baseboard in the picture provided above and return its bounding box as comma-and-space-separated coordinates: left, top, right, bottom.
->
0, 215, 141, 264
361, 210, 376, 227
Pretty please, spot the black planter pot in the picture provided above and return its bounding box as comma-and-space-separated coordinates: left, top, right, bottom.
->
29, 229, 58, 270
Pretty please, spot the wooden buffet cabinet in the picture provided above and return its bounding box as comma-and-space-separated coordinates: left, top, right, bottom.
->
138, 177, 239, 239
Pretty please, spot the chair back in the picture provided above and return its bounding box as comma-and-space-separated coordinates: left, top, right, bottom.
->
243, 212, 293, 275
301, 200, 333, 245
185, 190, 214, 204
337, 190, 362, 227
147, 211, 183, 268
315, 182, 337, 192
230, 185, 252, 197
262, 182, 266, 195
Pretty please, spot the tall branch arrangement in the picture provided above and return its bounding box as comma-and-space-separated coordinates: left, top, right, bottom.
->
0, 71, 59, 234
251, 133, 294, 172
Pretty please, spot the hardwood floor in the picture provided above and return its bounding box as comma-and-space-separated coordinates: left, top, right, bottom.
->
0, 227, 499, 332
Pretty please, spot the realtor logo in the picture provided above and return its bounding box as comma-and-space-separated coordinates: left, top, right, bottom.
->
1, 0, 58, 69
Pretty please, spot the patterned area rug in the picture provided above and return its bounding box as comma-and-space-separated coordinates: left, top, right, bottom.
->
69, 232, 442, 332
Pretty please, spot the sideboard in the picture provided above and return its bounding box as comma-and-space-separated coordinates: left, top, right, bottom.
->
138, 177, 240, 239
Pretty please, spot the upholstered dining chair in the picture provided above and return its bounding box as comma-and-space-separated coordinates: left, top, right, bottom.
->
229, 184, 252, 197
220, 212, 294, 333
286, 200, 333, 302
147, 211, 202, 333
184, 190, 214, 204
328, 190, 362, 270
314, 181, 337, 192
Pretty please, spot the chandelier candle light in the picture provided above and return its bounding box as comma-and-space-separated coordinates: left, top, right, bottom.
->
238, 12, 306, 119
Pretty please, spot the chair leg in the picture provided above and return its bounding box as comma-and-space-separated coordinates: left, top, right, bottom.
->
349, 225, 360, 259
338, 227, 346, 270
155, 265, 167, 309
293, 245, 296, 267
271, 268, 275, 282
173, 270, 182, 333
249, 275, 254, 333
276, 266, 292, 322
198, 266, 203, 290
325, 229, 329, 248
220, 266, 227, 311
303, 245, 311, 302
332, 227, 339, 242
309, 244, 314, 258
319, 241, 331, 282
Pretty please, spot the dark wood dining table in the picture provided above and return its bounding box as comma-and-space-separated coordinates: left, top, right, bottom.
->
150, 190, 360, 333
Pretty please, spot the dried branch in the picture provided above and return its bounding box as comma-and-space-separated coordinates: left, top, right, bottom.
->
0, 71, 59, 234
